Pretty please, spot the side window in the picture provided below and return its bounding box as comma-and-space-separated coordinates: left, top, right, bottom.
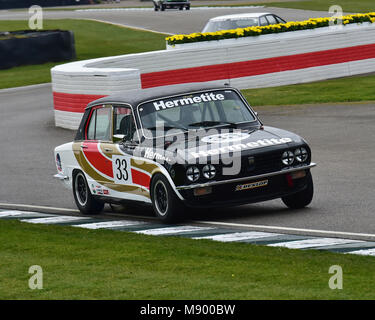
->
85, 106, 112, 141
266, 15, 277, 25
87, 110, 96, 140
275, 15, 286, 24
114, 106, 137, 143
259, 16, 268, 26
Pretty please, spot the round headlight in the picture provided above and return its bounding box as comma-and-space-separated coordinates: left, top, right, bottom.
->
202, 164, 216, 179
294, 147, 308, 162
186, 166, 200, 182
281, 151, 294, 166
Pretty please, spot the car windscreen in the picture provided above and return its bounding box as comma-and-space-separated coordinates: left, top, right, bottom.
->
138, 89, 256, 138
202, 18, 259, 32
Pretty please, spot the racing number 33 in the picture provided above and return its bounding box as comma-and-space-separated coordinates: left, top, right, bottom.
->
112, 155, 132, 185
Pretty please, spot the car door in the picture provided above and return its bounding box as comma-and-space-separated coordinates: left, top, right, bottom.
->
79, 104, 114, 194
110, 105, 152, 201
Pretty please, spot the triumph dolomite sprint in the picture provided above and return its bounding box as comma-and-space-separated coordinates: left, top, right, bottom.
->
54, 84, 316, 222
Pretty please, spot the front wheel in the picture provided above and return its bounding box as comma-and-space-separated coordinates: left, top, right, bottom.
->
150, 174, 185, 223
282, 171, 314, 209
73, 171, 104, 214
161, 4, 165, 11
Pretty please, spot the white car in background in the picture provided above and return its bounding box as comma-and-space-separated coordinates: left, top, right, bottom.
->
202, 12, 287, 33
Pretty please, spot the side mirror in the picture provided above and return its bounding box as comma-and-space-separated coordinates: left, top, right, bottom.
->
113, 134, 125, 142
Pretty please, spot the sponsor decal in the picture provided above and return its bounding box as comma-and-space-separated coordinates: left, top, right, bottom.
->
235, 179, 268, 191
96, 185, 103, 195
190, 137, 293, 158
144, 148, 172, 163
153, 92, 225, 111
201, 132, 250, 144
91, 184, 109, 195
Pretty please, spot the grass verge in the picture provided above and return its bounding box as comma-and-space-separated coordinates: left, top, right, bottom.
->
0, 19, 167, 89
265, 0, 375, 13
242, 74, 375, 106
0, 219, 374, 299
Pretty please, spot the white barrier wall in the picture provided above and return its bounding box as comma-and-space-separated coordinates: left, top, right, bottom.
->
51, 23, 375, 129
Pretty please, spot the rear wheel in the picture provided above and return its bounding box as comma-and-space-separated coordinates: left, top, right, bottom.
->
179, 6, 183, 10
154, 5, 158, 11
151, 174, 185, 223
161, 4, 165, 11
186, 5, 190, 10
73, 171, 104, 214
282, 171, 314, 209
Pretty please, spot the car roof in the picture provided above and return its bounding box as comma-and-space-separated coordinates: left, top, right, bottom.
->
208, 12, 272, 21
86, 83, 233, 109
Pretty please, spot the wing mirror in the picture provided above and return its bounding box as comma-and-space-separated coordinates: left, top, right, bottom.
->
113, 134, 125, 142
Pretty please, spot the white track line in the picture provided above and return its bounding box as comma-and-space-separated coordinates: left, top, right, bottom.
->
194, 231, 280, 242
0, 211, 54, 218
76, 6, 264, 12
85, 19, 172, 35
0, 83, 51, 94
268, 238, 362, 249
195, 220, 375, 240
347, 248, 375, 256
73, 220, 146, 229
0, 203, 79, 213
2, 204, 375, 241
21, 216, 90, 224
135, 225, 213, 236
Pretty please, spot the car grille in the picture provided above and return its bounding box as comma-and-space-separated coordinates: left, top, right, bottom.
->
251, 151, 284, 175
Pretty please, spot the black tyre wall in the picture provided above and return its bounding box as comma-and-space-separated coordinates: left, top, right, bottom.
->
0, 30, 76, 69
0, 0, 92, 9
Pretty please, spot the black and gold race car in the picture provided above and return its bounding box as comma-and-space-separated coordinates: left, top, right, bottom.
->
54, 84, 316, 222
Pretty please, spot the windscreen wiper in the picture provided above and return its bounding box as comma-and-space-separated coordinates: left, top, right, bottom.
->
147, 124, 188, 131
188, 121, 238, 128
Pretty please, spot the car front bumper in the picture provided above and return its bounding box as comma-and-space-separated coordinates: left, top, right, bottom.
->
176, 163, 316, 208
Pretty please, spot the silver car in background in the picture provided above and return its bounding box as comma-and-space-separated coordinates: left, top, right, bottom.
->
202, 12, 286, 33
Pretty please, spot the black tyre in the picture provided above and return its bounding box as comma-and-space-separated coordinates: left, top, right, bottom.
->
150, 173, 185, 223
154, 5, 158, 11
73, 171, 104, 214
161, 4, 165, 11
186, 5, 190, 10
179, 6, 183, 10
282, 171, 314, 209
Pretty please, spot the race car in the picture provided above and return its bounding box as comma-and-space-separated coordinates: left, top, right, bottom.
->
153, 0, 190, 11
54, 83, 316, 222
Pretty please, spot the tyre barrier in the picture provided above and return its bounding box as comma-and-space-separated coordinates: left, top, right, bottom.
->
0, 30, 76, 70
51, 23, 375, 129
0, 0, 92, 9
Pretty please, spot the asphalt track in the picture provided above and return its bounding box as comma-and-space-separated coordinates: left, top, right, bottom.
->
1, 84, 374, 237
0, 6, 374, 238
0, 6, 333, 34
